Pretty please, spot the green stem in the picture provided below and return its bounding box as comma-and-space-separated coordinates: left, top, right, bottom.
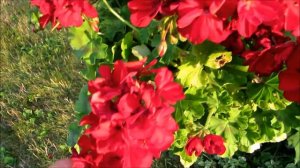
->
204, 109, 215, 129
102, 0, 139, 32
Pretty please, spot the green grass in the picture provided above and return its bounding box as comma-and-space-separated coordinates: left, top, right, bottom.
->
0, 0, 85, 167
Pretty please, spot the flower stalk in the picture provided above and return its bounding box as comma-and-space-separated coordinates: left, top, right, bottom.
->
102, 0, 139, 32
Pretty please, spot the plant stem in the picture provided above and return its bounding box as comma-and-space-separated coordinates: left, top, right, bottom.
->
204, 108, 216, 129
102, 0, 139, 32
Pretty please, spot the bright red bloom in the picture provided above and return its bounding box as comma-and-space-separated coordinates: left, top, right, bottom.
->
203, 134, 226, 155
73, 58, 184, 167
31, 0, 57, 28
31, 0, 98, 29
128, 0, 179, 27
53, 0, 83, 27
177, 0, 233, 44
185, 137, 204, 156
236, 0, 284, 37
154, 68, 185, 105
283, 0, 300, 37
53, 0, 98, 27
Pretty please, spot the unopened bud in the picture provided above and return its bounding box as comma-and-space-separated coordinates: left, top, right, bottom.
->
90, 17, 99, 32
179, 34, 187, 42
169, 34, 178, 44
158, 40, 168, 57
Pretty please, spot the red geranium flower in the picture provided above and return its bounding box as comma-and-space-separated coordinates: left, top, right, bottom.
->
31, 0, 98, 29
177, 0, 234, 44
242, 42, 295, 76
31, 0, 57, 28
279, 69, 300, 104
237, 0, 284, 37
185, 137, 204, 157
128, 0, 179, 27
203, 134, 226, 155
279, 41, 300, 104
73, 58, 184, 167
283, 0, 300, 37
53, 0, 98, 27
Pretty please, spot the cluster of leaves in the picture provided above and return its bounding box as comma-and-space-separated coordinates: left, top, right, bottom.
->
172, 40, 300, 166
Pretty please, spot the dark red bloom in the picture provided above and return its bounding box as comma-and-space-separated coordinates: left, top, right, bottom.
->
279, 41, 300, 104
177, 0, 233, 44
242, 42, 295, 76
128, 0, 179, 27
185, 137, 204, 157
203, 134, 226, 155
279, 69, 300, 104
222, 31, 245, 55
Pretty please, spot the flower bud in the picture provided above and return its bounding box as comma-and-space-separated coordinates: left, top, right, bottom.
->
89, 17, 99, 32
185, 137, 204, 156
158, 40, 168, 57
169, 34, 178, 44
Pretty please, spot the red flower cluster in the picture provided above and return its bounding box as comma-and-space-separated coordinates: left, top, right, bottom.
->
128, 0, 299, 45
31, 0, 98, 29
279, 38, 300, 104
128, 0, 179, 27
185, 134, 226, 157
72, 59, 185, 168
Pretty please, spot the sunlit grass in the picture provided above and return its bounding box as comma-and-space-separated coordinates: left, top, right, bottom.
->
0, 0, 85, 167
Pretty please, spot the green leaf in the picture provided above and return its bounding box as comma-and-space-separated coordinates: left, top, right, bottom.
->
175, 87, 206, 124
253, 110, 288, 143
288, 130, 300, 164
80, 64, 98, 80
276, 103, 300, 129
208, 105, 253, 157
177, 62, 209, 88
177, 41, 231, 88
137, 21, 159, 44
159, 44, 180, 64
75, 85, 91, 119
67, 122, 83, 147
191, 41, 226, 64
204, 51, 232, 69
208, 117, 239, 157
175, 150, 198, 168
100, 19, 126, 42
69, 20, 111, 65
132, 45, 151, 59
247, 74, 291, 110
173, 129, 189, 149
69, 20, 94, 52
121, 32, 133, 61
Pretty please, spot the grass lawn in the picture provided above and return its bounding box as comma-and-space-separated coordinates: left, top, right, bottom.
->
0, 0, 85, 167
